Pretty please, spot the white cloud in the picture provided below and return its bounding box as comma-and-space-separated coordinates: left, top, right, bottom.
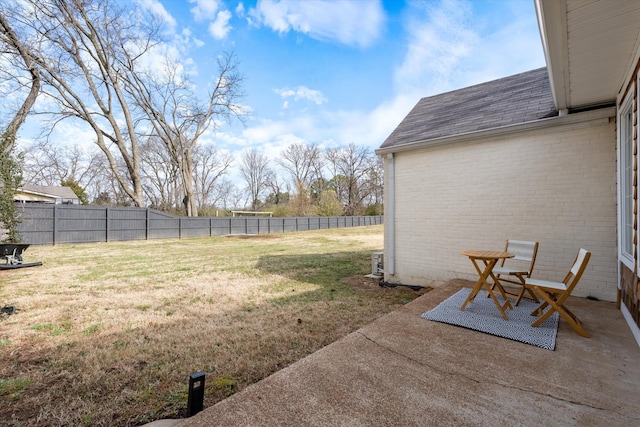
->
208, 10, 233, 39
218, 90, 416, 158
332, 94, 418, 149
134, 0, 177, 28
132, 0, 208, 63
395, 0, 478, 97
275, 86, 328, 107
188, 0, 232, 39
249, 0, 385, 48
236, 2, 245, 17
460, 6, 544, 85
177, 28, 204, 50
16, 111, 100, 153
189, 0, 224, 21
394, 0, 544, 97
240, 117, 314, 147
193, 37, 205, 48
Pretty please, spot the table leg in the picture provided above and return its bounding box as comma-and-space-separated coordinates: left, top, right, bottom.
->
461, 258, 496, 307
488, 270, 513, 311
460, 257, 511, 320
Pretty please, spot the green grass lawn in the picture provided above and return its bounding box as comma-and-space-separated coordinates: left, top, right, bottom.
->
0, 225, 430, 426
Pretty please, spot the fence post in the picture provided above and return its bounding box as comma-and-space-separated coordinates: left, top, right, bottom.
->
106, 207, 110, 242
146, 208, 150, 240
52, 204, 58, 245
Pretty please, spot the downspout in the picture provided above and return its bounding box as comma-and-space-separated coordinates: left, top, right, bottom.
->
386, 153, 395, 275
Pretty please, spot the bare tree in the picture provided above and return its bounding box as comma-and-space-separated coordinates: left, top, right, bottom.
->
129, 53, 244, 216
0, 12, 41, 153
265, 172, 289, 206
278, 142, 324, 216
324, 144, 373, 216
21, 142, 68, 186
277, 143, 324, 193
0, 0, 184, 206
365, 154, 384, 212
140, 137, 181, 211
216, 178, 244, 211
21, 141, 104, 197
0, 5, 42, 242
192, 143, 233, 211
93, 155, 135, 206
239, 148, 272, 211
3, 0, 245, 213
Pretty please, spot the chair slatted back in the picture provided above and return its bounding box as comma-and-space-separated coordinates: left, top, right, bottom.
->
563, 248, 591, 293
500, 240, 538, 275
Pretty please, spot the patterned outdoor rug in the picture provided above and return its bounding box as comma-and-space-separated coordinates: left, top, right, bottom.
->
421, 287, 559, 350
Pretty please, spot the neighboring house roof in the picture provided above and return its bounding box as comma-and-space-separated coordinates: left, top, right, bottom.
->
16, 185, 80, 204
380, 67, 558, 150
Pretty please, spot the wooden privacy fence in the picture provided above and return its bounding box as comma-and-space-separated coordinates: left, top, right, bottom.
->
15, 204, 383, 245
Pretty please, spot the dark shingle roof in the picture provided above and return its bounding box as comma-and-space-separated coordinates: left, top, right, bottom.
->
380, 67, 557, 149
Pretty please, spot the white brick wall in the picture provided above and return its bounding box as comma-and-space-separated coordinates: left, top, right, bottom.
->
384, 120, 618, 301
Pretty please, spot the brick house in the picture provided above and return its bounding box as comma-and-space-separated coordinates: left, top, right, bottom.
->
376, 0, 640, 346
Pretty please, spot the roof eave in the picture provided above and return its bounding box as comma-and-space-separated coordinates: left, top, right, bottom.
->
536, 0, 569, 113
18, 189, 78, 200
375, 106, 615, 156
18, 189, 56, 198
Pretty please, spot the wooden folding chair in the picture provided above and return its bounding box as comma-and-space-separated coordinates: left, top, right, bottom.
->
489, 240, 539, 306
524, 248, 591, 337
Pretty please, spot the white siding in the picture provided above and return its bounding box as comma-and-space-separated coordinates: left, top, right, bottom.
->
384, 120, 618, 302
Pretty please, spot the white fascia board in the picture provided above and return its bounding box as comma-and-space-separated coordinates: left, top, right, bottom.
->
536, 0, 569, 112
618, 37, 640, 105
17, 189, 55, 198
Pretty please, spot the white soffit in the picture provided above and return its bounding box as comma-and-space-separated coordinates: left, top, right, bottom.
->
537, 0, 640, 110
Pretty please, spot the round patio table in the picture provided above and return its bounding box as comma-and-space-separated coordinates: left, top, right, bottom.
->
459, 250, 515, 320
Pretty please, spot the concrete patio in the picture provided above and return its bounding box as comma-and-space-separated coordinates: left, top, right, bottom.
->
160, 279, 640, 426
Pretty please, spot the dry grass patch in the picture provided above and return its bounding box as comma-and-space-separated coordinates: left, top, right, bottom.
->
0, 225, 430, 426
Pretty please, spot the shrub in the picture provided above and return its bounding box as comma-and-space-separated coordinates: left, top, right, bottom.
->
0, 132, 23, 243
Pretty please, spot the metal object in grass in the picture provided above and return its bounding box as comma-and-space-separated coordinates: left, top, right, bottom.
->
1, 305, 17, 317
0, 244, 42, 269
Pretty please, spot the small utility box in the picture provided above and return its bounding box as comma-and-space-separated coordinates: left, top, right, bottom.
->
365, 251, 384, 279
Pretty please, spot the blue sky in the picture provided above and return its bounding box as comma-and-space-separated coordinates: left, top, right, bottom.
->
18, 0, 546, 178
148, 0, 545, 154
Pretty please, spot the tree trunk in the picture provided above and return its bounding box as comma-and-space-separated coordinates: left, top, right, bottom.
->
0, 13, 41, 154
